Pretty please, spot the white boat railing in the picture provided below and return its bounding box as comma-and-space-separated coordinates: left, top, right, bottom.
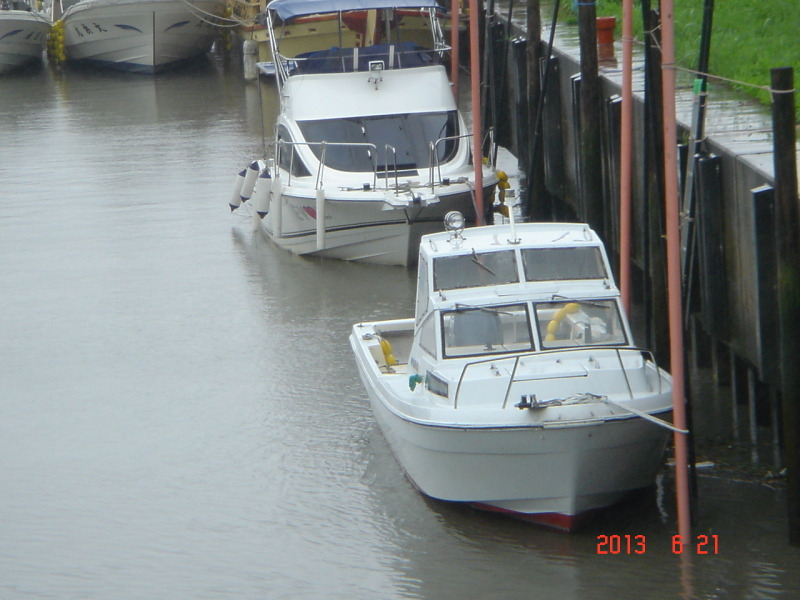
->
276, 139, 379, 190
274, 138, 477, 192
451, 346, 665, 410
428, 128, 495, 191
270, 43, 450, 87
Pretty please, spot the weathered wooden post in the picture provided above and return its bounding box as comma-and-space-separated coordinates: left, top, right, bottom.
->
770, 66, 800, 545
641, 1, 669, 364
576, 0, 603, 237
525, 0, 543, 219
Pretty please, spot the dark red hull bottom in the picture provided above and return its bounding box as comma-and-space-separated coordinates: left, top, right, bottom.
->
469, 502, 601, 532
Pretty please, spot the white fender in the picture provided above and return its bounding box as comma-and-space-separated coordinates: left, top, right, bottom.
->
271, 178, 283, 238
316, 188, 326, 250
243, 39, 258, 81
254, 169, 273, 218
229, 168, 247, 211
240, 161, 260, 202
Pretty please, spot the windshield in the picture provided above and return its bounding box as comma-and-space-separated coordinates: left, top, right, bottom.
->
521, 247, 607, 281
297, 111, 459, 172
442, 304, 532, 358
534, 299, 627, 349
433, 250, 518, 291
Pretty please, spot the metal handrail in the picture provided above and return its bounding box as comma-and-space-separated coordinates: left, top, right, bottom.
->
452, 346, 664, 410
427, 128, 496, 190
383, 144, 400, 191
271, 43, 451, 82
275, 139, 378, 189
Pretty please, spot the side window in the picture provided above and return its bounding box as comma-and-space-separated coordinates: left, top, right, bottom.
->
415, 257, 429, 326
418, 312, 437, 358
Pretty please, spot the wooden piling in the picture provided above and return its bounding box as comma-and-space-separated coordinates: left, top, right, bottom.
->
730, 351, 740, 441
748, 367, 759, 465
641, 2, 669, 365
525, 0, 544, 219
770, 66, 800, 546
576, 1, 604, 237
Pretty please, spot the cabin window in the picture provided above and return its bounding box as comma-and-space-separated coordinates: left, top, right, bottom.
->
296, 111, 459, 173
276, 125, 311, 177
433, 250, 518, 291
418, 312, 437, 357
415, 256, 429, 325
534, 299, 627, 349
521, 247, 607, 281
425, 371, 449, 398
441, 303, 532, 358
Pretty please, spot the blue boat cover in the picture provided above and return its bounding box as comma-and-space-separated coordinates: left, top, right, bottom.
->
292, 42, 437, 73
267, 0, 444, 21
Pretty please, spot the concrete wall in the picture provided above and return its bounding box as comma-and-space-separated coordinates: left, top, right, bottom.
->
485, 13, 798, 389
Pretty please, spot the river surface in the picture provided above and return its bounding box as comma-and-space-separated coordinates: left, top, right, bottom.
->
2, 49, 800, 600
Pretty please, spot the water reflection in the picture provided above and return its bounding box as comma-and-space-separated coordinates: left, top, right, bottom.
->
2, 43, 800, 600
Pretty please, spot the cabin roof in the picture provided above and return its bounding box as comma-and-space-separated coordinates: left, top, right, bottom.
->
419, 223, 603, 261
267, 0, 443, 21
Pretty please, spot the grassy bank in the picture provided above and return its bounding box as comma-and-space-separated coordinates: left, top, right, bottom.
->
563, 0, 800, 119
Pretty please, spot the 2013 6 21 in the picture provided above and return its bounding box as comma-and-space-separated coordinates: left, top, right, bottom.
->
596, 534, 720, 554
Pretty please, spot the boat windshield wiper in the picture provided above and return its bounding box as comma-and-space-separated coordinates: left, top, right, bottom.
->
453, 303, 512, 316
472, 249, 497, 276
550, 295, 610, 309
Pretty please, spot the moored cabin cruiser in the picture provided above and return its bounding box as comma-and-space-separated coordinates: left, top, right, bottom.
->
350, 212, 678, 529
0, 0, 51, 74
230, 0, 498, 266
53, 0, 226, 73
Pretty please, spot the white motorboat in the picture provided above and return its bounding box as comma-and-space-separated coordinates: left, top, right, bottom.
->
0, 1, 51, 74
230, 0, 498, 266
53, 0, 225, 73
350, 212, 677, 530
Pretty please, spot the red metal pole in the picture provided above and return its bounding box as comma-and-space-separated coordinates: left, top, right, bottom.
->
468, 0, 484, 223
660, 0, 692, 544
619, 0, 633, 315
450, 0, 460, 99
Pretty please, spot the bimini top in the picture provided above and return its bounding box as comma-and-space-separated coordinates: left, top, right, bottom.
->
267, 0, 444, 21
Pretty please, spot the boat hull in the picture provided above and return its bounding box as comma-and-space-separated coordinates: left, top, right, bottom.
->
60, 0, 224, 73
365, 378, 669, 529
0, 11, 50, 74
259, 184, 493, 266
350, 326, 672, 530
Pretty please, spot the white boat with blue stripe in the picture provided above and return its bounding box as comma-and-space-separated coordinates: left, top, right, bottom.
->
230, 0, 498, 266
350, 212, 678, 529
56, 0, 225, 73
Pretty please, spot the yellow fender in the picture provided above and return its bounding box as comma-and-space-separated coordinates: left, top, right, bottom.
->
379, 337, 396, 366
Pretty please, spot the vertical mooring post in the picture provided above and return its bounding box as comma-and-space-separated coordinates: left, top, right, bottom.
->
771, 66, 800, 545
468, 0, 484, 222
450, 0, 460, 99
577, 0, 603, 237
747, 367, 759, 465
730, 351, 740, 442
525, 0, 544, 219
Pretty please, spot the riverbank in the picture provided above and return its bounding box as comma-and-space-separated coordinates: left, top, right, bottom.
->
587, 0, 800, 118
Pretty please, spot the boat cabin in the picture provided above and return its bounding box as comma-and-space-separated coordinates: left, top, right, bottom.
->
409, 218, 631, 366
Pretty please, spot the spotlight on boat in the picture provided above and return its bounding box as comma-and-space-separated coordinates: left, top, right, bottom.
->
367, 60, 384, 89
444, 211, 465, 237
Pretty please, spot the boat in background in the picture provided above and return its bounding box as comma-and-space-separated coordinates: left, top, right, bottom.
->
350, 212, 677, 529
53, 0, 226, 73
230, 0, 497, 266
0, 0, 51, 74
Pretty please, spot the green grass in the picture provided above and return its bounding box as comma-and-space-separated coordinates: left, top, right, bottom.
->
568, 0, 800, 118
